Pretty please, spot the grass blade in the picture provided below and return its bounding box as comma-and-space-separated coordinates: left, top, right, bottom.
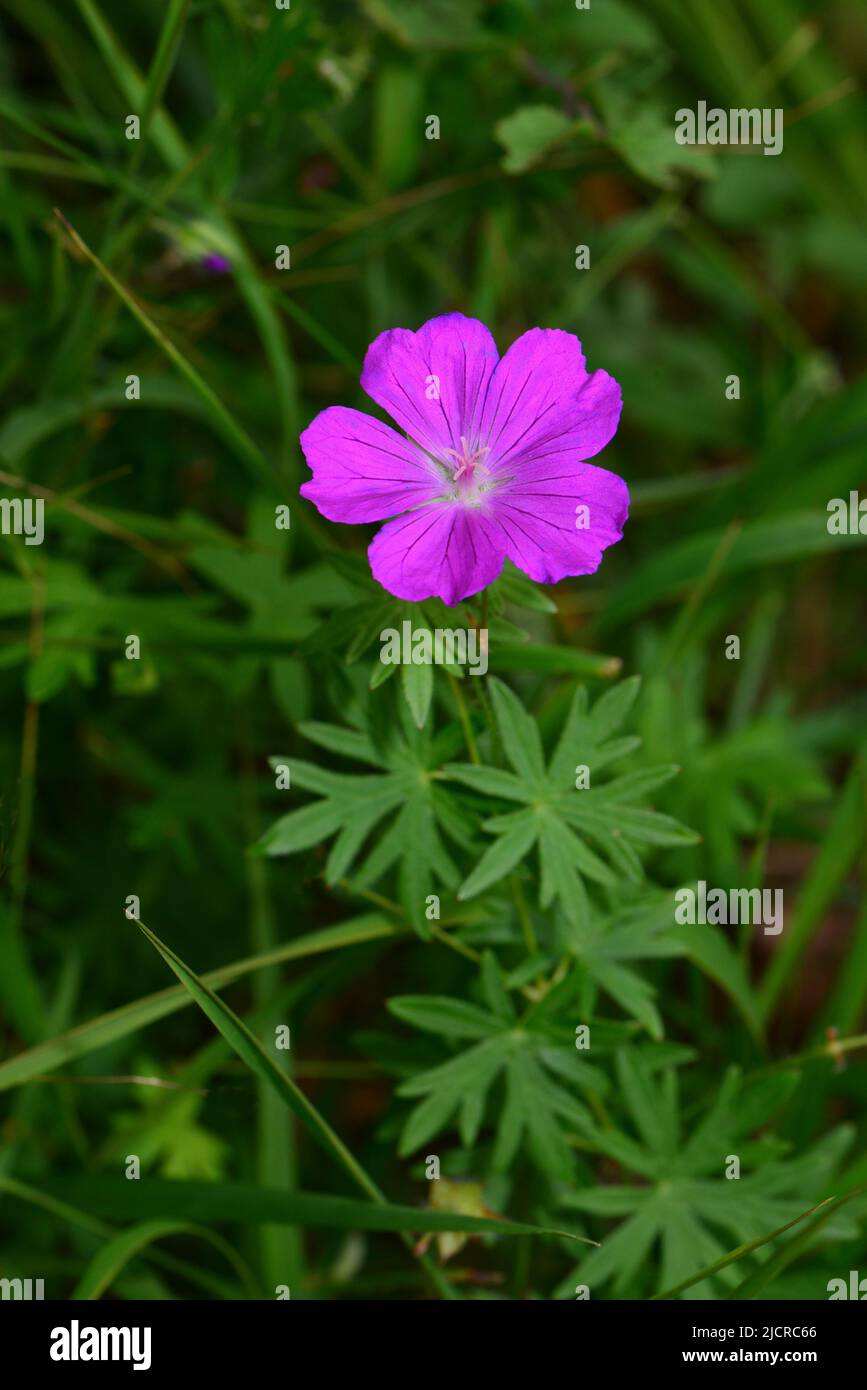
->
130, 917, 460, 1298
72, 1218, 259, 1300
132, 917, 385, 1202
729, 1186, 867, 1300
53, 210, 275, 488
0, 914, 400, 1092
759, 756, 866, 1019
651, 1197, 835, 1300
38, 1174, 595, 1245
0, 1175, 245, 1299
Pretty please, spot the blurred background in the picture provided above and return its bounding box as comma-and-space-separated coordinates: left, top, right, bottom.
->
0, 0, 865, 1299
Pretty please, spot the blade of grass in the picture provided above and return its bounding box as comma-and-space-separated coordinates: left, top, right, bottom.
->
0, 913, 401, 1092
130, 916, 458, 1298
0, 1175, 246, 1299
74, 0, 188, 168
276, 290, 362, 375
72, 0, 301, 465
729, 1186, 867, 1300
814, 898, 867, 1037
0, 562, 46, 1044
651, 1196, 835, 1300
728, 1189, 861, 1295
654, 519, 742, 672
0, 95, 148, 199
758, 755, 866, 1019
59, 0, 195, 388
128, 916, 379, 1190
138, 0, 192, 149
53, 209, 276, 488
600, 512, 867, 631
37, 1174, 595, 1245
72, 1218, 258, 1300
241, 727, 302, 1294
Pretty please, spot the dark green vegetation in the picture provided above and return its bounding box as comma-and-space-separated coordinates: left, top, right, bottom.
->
0, 0, 865, 1300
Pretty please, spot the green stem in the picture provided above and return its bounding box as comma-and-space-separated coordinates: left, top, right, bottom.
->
510, 878, 538, 956
448, 673, 480, 764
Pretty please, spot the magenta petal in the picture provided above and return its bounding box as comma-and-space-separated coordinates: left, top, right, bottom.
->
480, 328, 622, 469
300, 314, 627, 601
299, 406, 443, 522
368, 503, 505, 606
489, 459, 629, 585
361, 313, 500, 459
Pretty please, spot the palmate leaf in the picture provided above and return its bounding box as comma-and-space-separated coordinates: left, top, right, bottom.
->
557, 1053, 855, 1298
497, 892, 686, 1041
389, 954, 608, 1180
255, 701, 473, 934
540, 894, 685, 1040
447, 678, 698, 947
102, 1051, 228, 1182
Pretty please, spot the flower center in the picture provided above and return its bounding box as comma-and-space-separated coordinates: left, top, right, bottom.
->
443, 436, 491, 489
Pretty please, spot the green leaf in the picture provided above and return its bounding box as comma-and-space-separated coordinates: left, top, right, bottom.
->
616, 1049, 678, 1158
458, 810, 538, 898
257, 713, 465, 934
443, 764, 526, 801
255, 799, 346, 855
589, 675, 642, 740
479, 950, 516, 1023
401, 652, 434, 729
588, 959, 663, 1040
668, 920, 762, 1040
393, 992, 600, 1173
361, 0, 489, 52
610, 106, 717, 189
448, 679, 697, 937
495, 105, 575, 174
387, 995, 502, 1040
488, 642, 621, 679
488, 677, 547, 787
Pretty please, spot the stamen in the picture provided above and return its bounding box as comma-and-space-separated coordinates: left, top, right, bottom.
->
444, 437, 491, 485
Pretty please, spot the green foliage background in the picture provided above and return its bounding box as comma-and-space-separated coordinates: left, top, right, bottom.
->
0, 0, 865, 1300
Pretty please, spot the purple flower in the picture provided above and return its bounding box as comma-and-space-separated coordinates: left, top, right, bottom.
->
299, 313, 628, 606
200, 252, 231, 274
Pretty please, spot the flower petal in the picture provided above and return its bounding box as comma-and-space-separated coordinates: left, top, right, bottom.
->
479, 328, 622, 469
488, 459, 629, 585
368, 503, 505, 605
299, 406, 443, 522
361, 313, 500, 458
